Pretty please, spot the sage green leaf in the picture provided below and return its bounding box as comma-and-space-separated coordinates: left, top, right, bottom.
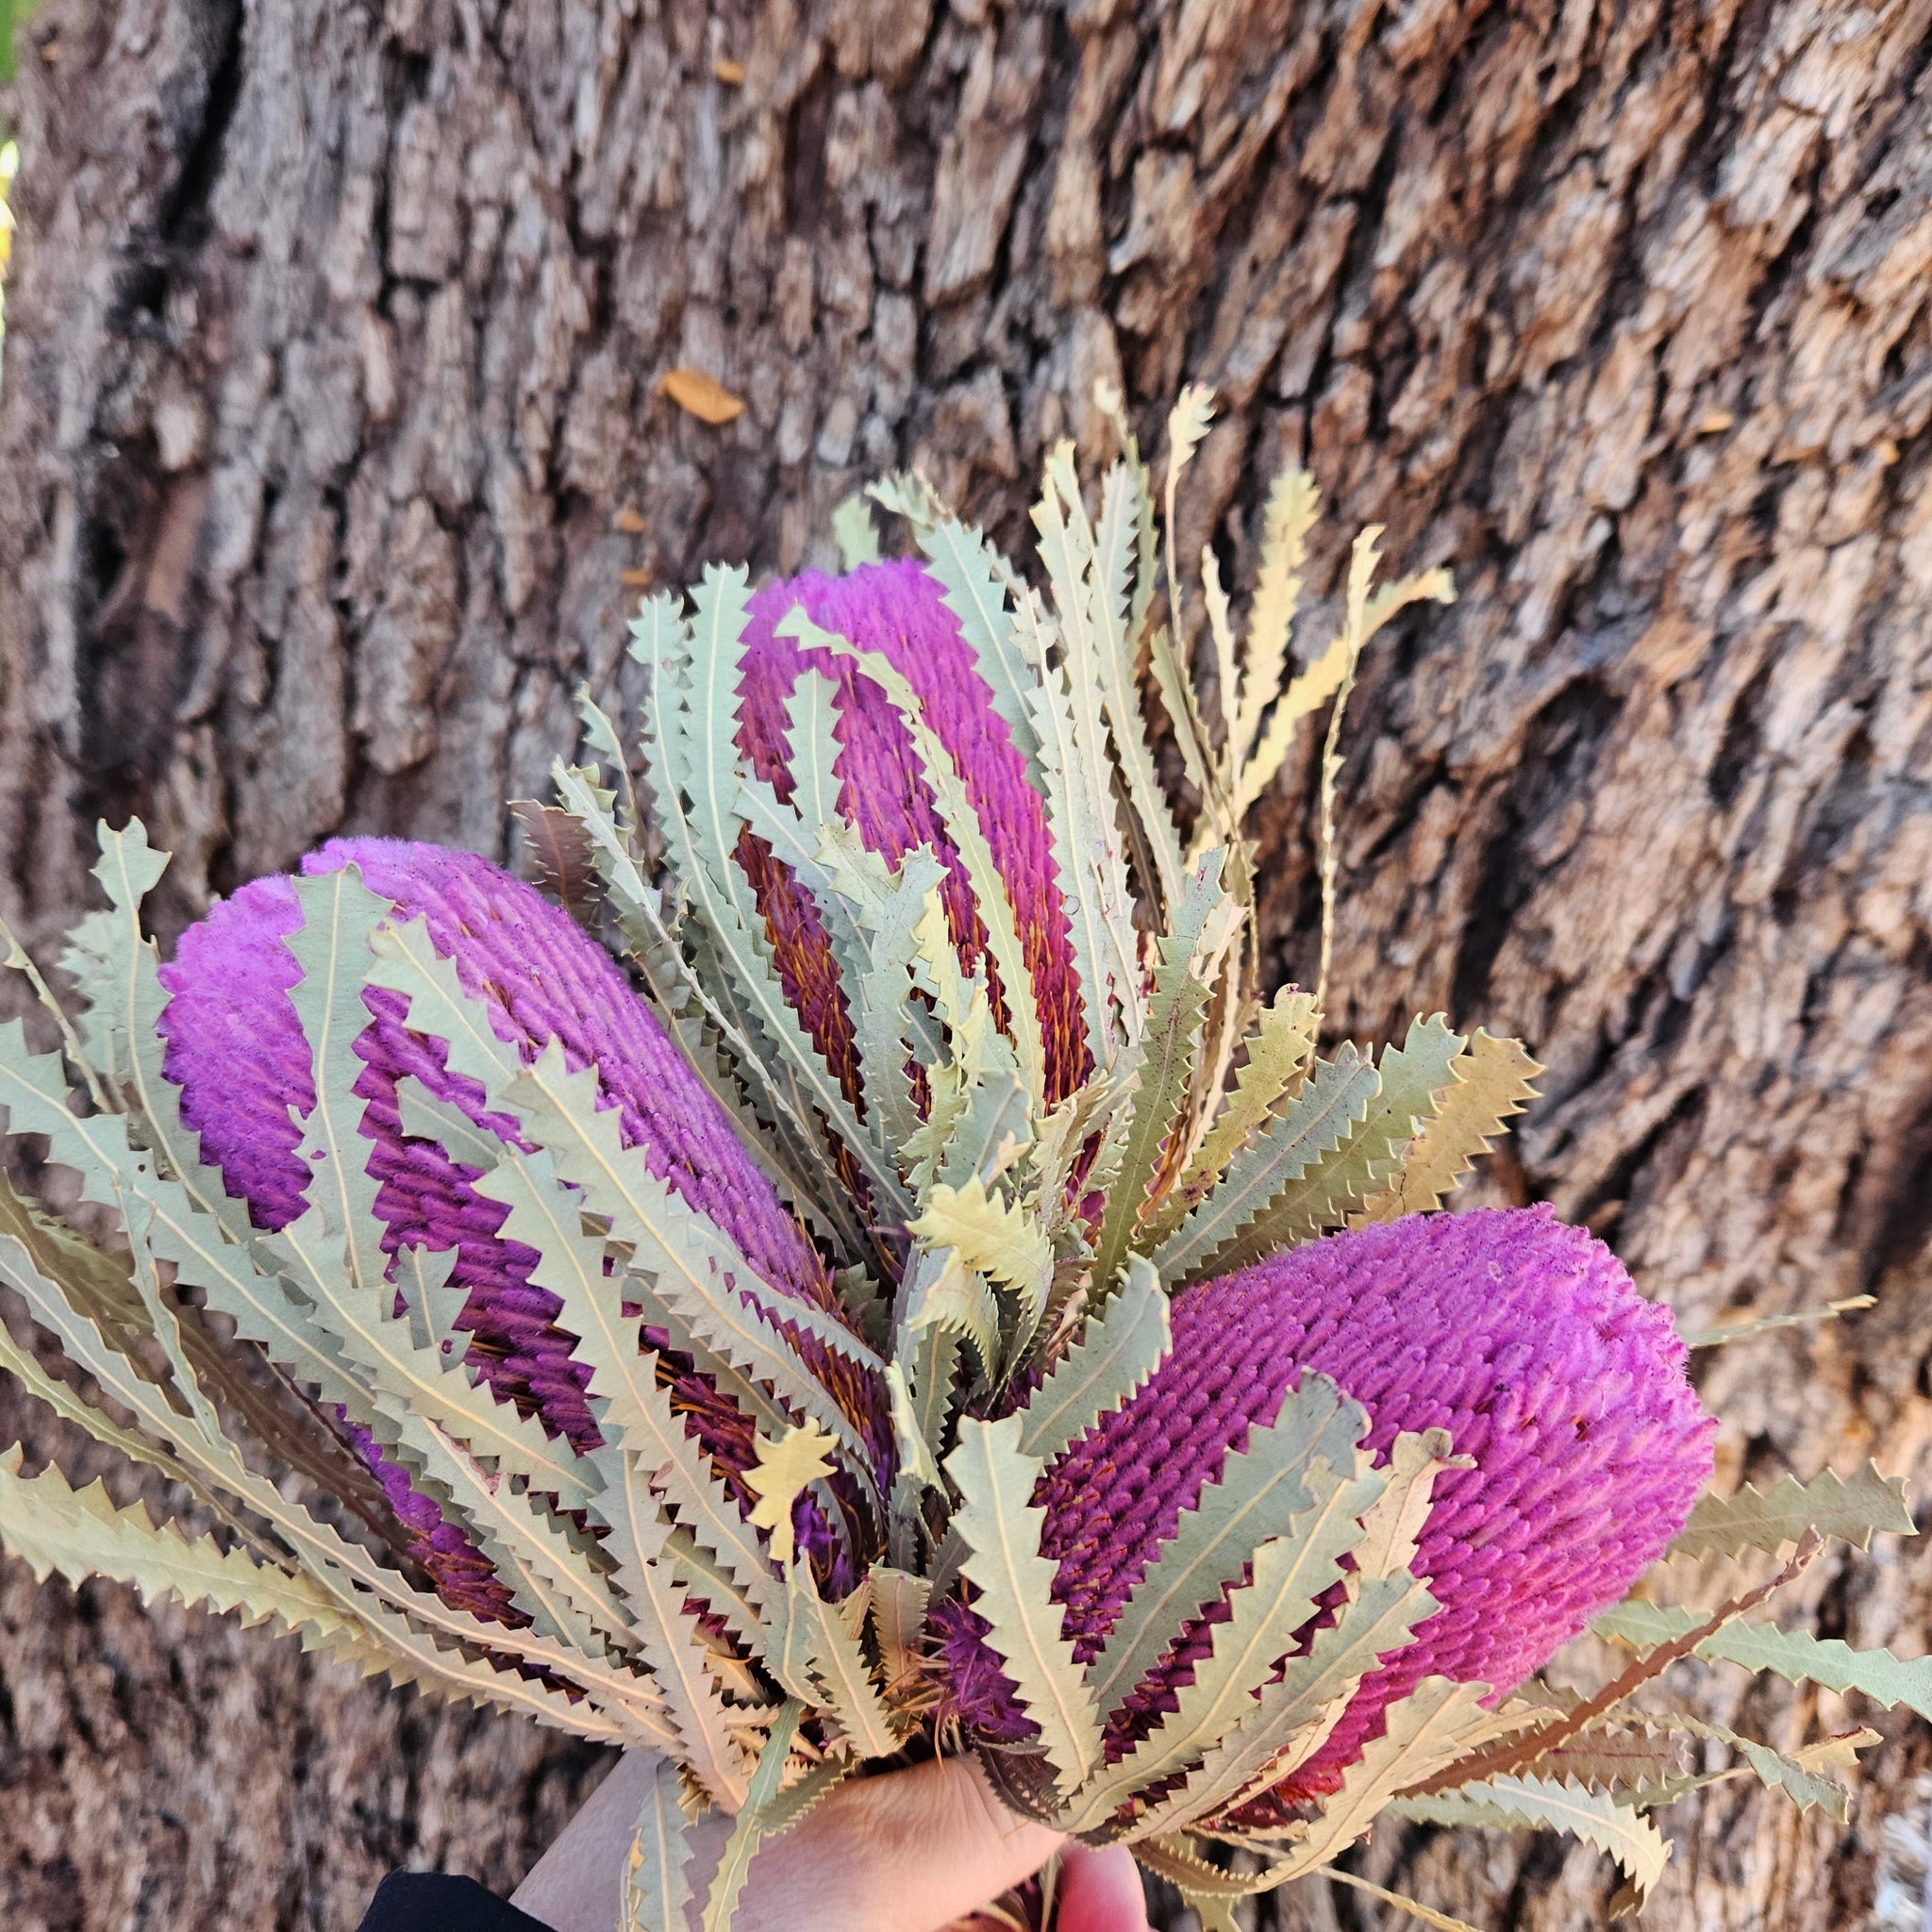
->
1091, 849, 1227, 1288
1153, 1045, 1378, 1283
58, 820, 253, 1237
1231, 469, 1321, 773
868, 1563, 932, 1693
915, 514, 1041, 769
1387, 1773, 1669, 1906
1209, 1015, 1465, 1273
947, 1413, 1104, 1794
0, 1443, 363, 1657
637, 577, 907, 1213
1131, 1571, 1441, 1836
911, 1177, 1052, 1344
1269, 1678, 1504, 1880
1350, 1428, 1465, 1582
622, 1503, 752, 1809
1150, 990, 1318, 1248
1015, 581, 1138, 1064
1592, 1601, 1932, 1720
778, 608, 1047, 1106
369, 924, 876, 1465
1081, 1456, 1387, 1819
1085, 1374, 1368, 1726
1354, 1030, 1541, 1225
832, 492, 881, 568
1019, 1257, 1170, 1464
700, 1699, 804, 1931
625, 1757, 694, 1932
1669, 1461, 1914, 1560
782, 1564, 900, 1756
626, 1350, 783, 1621
1639, 1713, 1862, 1821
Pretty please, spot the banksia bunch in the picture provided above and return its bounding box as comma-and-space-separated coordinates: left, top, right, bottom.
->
0, 389, 1921, 1932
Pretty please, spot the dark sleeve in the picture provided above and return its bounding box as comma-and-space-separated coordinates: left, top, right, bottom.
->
356, 1872, 555, 1932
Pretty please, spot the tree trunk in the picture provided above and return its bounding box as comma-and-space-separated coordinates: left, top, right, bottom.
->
1, 0, 1929, 1925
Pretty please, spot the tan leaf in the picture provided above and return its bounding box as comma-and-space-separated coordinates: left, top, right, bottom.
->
743, 1424, 838, 1570
658, 367, 746, 425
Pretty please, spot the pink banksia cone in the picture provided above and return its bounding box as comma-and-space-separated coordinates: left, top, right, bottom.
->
941, 1206, 1714, 1814
736, 559, 1089, 1108
156, 839, 878, 1615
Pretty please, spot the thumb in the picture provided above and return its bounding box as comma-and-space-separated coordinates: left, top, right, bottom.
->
737, 1751, 1062, 1932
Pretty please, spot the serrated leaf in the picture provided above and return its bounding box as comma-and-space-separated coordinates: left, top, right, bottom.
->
641, 575, 909, 1214
1036, 448, 1185, 916
778, 609, 1049, 1108
1230, 627, 1353, 820
1148, 989, 1319, 1248
1390, 1773, 1670, 1905
1092, 851, 1226, 1288
1132, 1572, 1442, 1837
1273, 1678, 1507, 1878
369, 929, 877, 1465
509, 800, 602, 927
947, 1413, 1104, 1794
743, 1424, 838, 1570
1210, 1016, 1465, 1273
1231, 470, 1321, 774
0, 1443, 358, 1652
625, 1756, 695, 1932
1199, 544, 1240, 746
1154, 1045, 1379, 1282
615, 1355, 784, 1626
915, 515, 1041, 769
58, 821, 253, 1238
1639, 1713, 1865, 1821
910, 1177, 1053, 1342
1083, 1458, 1390, 1824
1351, 1428, 1466, 1582
1592, 1601, 1932, 1721
1013, 583, 1139, 1064
780, 1564, 900, 1755
1514, 1725, 1690, 1795
1085, 1374, 1369, 1728
1019, 1257, 1171, 1464
1354, 1030, 1541, 1224
699, 1699, 803, 1930
866, 468, 946, 535
831, 492, 881, 569
622, 1506, 752, 1808
1671, 1461, 1915, 1560
868, 1563, 932, 1692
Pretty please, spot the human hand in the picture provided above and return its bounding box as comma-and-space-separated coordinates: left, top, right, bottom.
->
510, 1749, 1153, 1932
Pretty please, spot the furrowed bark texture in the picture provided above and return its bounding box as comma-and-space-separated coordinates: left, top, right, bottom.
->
1, 0, 1930, 1926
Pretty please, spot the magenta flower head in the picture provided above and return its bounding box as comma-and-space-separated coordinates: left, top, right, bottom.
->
156, 838, 877, 1613
736, 559, 1088, 1106
941, 1206, 1714, 1811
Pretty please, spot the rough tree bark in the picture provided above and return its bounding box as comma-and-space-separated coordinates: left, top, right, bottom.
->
0, 0, 1929, 1927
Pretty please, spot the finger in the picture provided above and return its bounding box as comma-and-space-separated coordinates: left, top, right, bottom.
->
1055, 1840, 1154, 1932
741, 1753, 1062, 1932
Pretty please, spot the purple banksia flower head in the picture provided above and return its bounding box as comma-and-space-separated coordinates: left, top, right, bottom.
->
735, 560, 1089, 1108
941, 1207, 1714, 1806
157, 839, 876, 1613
